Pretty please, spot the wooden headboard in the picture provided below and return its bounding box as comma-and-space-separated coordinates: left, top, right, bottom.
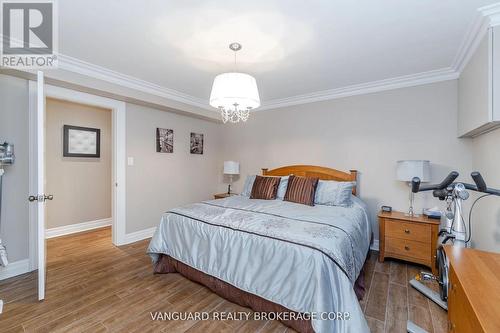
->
262, 165, 358, 195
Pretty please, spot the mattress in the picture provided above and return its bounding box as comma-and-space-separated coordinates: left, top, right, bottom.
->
148, 195, 372, 332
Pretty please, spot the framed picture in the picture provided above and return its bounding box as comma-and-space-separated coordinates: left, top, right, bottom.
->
63, 125, 100, 158
190, 132, 204, 154
156, 128, 174, 153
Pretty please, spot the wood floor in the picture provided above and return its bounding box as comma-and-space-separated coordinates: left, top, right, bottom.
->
0, 227, 447, 332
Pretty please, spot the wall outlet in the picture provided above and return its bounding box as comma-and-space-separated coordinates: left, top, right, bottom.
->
127, 157, 134, 166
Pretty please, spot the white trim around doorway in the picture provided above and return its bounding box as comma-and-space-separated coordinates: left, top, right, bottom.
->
28, 84, 127, 269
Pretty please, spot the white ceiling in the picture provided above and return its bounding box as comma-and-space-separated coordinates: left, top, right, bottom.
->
58, 0, 499, 108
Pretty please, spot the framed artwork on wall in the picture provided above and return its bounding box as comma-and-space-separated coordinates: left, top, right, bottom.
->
63, 125, 100, 158
190, 132, 204, 154
156, 128, 174, 153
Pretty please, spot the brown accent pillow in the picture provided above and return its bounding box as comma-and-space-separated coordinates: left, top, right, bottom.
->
284, 175, 319, 206
250, 176, 281, 200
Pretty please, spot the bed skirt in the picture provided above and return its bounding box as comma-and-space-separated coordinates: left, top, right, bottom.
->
153, 254, 366, 333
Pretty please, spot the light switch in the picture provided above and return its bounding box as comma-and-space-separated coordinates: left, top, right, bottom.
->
127, 157, 134, 166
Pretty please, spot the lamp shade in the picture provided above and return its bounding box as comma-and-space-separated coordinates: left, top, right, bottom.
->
210, 73, 260, 111
223, 161, 240, 175
396, 160, 430, 182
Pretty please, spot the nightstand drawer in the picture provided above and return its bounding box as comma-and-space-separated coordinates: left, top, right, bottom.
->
385, 220, 430, 243
385, 237, 430, 261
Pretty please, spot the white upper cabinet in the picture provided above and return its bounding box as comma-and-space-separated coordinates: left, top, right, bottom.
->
494, 26, 500, 131
458, 26, 500, 137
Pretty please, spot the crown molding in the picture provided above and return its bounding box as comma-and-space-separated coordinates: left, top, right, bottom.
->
452, 3, 500, 73
257, 67, 459, 111
55, 54, 458, 113
479, 2, 500, 25
57, 54, 214, 111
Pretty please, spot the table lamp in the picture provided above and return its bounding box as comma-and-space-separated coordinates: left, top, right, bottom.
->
223, 161, 239, 194
396, 160, 430, 216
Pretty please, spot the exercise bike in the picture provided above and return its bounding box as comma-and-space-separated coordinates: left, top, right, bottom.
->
406, 171, 500, 333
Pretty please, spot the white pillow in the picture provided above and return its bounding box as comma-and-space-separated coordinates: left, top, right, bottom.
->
314, 180, 356, 207
240, 175, 256, 197
276, 176, 289, 200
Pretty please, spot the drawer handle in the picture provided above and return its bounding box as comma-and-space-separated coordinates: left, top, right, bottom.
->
404, 245, 410, 251
404, 229, 410, 234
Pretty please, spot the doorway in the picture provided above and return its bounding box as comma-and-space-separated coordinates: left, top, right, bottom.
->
45, 98, 112, 239
28, 82, 127, 300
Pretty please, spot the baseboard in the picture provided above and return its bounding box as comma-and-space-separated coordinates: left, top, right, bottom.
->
370, 239, 380, 251
0, 259, 31, 280
45, 218, 112, 239
123, 227, 156, 244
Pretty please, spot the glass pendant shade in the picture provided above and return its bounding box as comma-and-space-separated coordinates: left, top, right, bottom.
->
210, 72, 260, 123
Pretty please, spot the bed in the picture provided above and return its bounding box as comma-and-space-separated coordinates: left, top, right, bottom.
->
147, 165, 372, 333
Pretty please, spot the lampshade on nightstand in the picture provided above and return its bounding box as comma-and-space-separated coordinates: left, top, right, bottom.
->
223, 161, 239, 194
396, 160, 430, 182
223, 161, 240, 175
396, 160, 430, 216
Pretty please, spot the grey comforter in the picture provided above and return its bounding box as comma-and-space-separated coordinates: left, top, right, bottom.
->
148, 195, 371, 332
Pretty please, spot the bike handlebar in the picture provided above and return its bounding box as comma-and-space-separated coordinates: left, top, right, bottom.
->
470, 172, 500, 196
411, 177, 420, 193
471, 171, 487, 192
411, 171, 500, 197
411, 171, 458, 193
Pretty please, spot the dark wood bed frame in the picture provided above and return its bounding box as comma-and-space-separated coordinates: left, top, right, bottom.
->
155, 165, 362, 333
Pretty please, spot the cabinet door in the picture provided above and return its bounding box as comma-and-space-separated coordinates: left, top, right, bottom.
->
448, 267, 483, 333
458, 32, 491, 137
457, 26, 500, 137
493, 26, 500, 123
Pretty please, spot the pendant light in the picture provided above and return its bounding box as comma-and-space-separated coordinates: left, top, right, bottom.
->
209, 43, 260, 123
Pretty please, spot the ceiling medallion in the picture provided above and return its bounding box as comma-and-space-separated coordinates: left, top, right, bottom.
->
209, 42, 260, 123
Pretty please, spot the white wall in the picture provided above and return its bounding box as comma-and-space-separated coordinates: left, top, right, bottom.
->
221, 80, 474, 243
0, 74, 29, 262
471, 128, 500, 252
45, 98, 112, 229
125, 103, 223, 234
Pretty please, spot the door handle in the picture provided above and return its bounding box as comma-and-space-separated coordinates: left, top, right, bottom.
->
28, 194, 54, 202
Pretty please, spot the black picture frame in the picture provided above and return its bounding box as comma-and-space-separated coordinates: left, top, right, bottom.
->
63, 125, 101, 158
156, 128, 174, 153
190, 132, 204, 154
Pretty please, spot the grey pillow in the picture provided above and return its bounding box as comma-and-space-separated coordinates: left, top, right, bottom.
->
276, 176, 289, 200
314, 180, 356, 207
241, 175, 256, 197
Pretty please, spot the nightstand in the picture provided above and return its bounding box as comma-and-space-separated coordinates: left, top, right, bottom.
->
213, 193, 237, 199
378, 211, 440, 275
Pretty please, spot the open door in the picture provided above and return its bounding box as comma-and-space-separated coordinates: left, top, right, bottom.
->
28, 71, 52, 301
